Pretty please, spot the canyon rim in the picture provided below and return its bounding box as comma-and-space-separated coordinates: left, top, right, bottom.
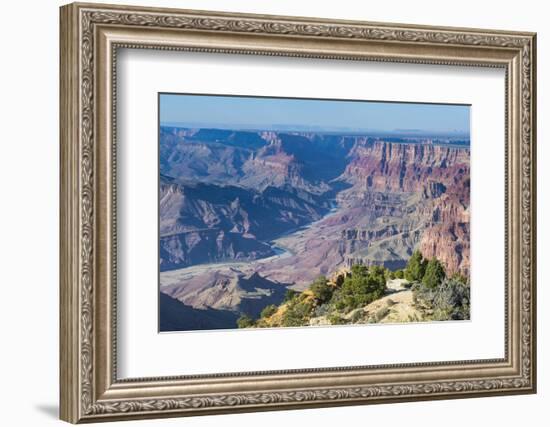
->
158, 94, 471, 332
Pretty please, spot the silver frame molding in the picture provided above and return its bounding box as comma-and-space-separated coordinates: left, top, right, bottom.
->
60, 2, 537, 423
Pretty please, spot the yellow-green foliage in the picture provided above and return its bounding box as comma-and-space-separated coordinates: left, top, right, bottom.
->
260, 304, 278, 319
236, 314, 255, 328
281, 293, 314, 327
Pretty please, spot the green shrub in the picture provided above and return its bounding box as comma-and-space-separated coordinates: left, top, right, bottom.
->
328, 313, 348, 325
404, 250, 427, 282
334, 273, 346, 287
333, 294, 357, 311
330, 265, 386, 312
281, 299, 313, 327
283, 289, 298, 302
422, 258, 446, 289
236, 314, 255, 328
450, 272, 469, 285
369, 265, 387, 279
260, 304, 278, 319
351, 264, 369, 277
310, 276, 334, 303
350, 310, 364, 323
313, 303, 331, 317
413, 278, 470, 321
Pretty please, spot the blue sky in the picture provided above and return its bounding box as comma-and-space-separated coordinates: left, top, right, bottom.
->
160, 93, 470, 135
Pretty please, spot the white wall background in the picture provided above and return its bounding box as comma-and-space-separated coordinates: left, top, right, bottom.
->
0, 0, 545, 425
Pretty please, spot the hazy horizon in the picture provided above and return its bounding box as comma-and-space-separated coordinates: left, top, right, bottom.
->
160, 93, 471, 138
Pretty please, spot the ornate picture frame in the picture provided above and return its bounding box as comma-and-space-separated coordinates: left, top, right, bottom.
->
60, 2, 536, 423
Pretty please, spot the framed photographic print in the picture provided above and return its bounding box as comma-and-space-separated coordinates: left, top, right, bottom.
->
59, 2, 537, 423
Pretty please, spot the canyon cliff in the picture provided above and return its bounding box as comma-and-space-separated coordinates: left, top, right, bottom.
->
343, 139, 469, 193
340, 139, 470, 275
158, 128, 470, 325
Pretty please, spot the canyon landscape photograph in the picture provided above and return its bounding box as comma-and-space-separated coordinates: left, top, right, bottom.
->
158, 93, 471, 332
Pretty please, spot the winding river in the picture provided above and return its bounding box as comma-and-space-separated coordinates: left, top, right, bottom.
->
160, 201, 341, 288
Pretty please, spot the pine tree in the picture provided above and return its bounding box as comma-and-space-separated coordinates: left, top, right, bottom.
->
310, 276, 333, 303
404, 250, 427, 282
422, 258, 446, 289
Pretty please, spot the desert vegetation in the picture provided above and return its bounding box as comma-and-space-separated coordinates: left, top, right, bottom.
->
237, 250, 470, 329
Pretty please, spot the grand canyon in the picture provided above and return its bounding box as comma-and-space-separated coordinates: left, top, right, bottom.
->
158, 125, 470, 331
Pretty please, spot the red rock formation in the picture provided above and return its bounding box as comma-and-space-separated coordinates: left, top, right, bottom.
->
243, 139, 310, 189
343, 140, 470, 276
419, 172, 470, 276
343, 140, 470, 192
